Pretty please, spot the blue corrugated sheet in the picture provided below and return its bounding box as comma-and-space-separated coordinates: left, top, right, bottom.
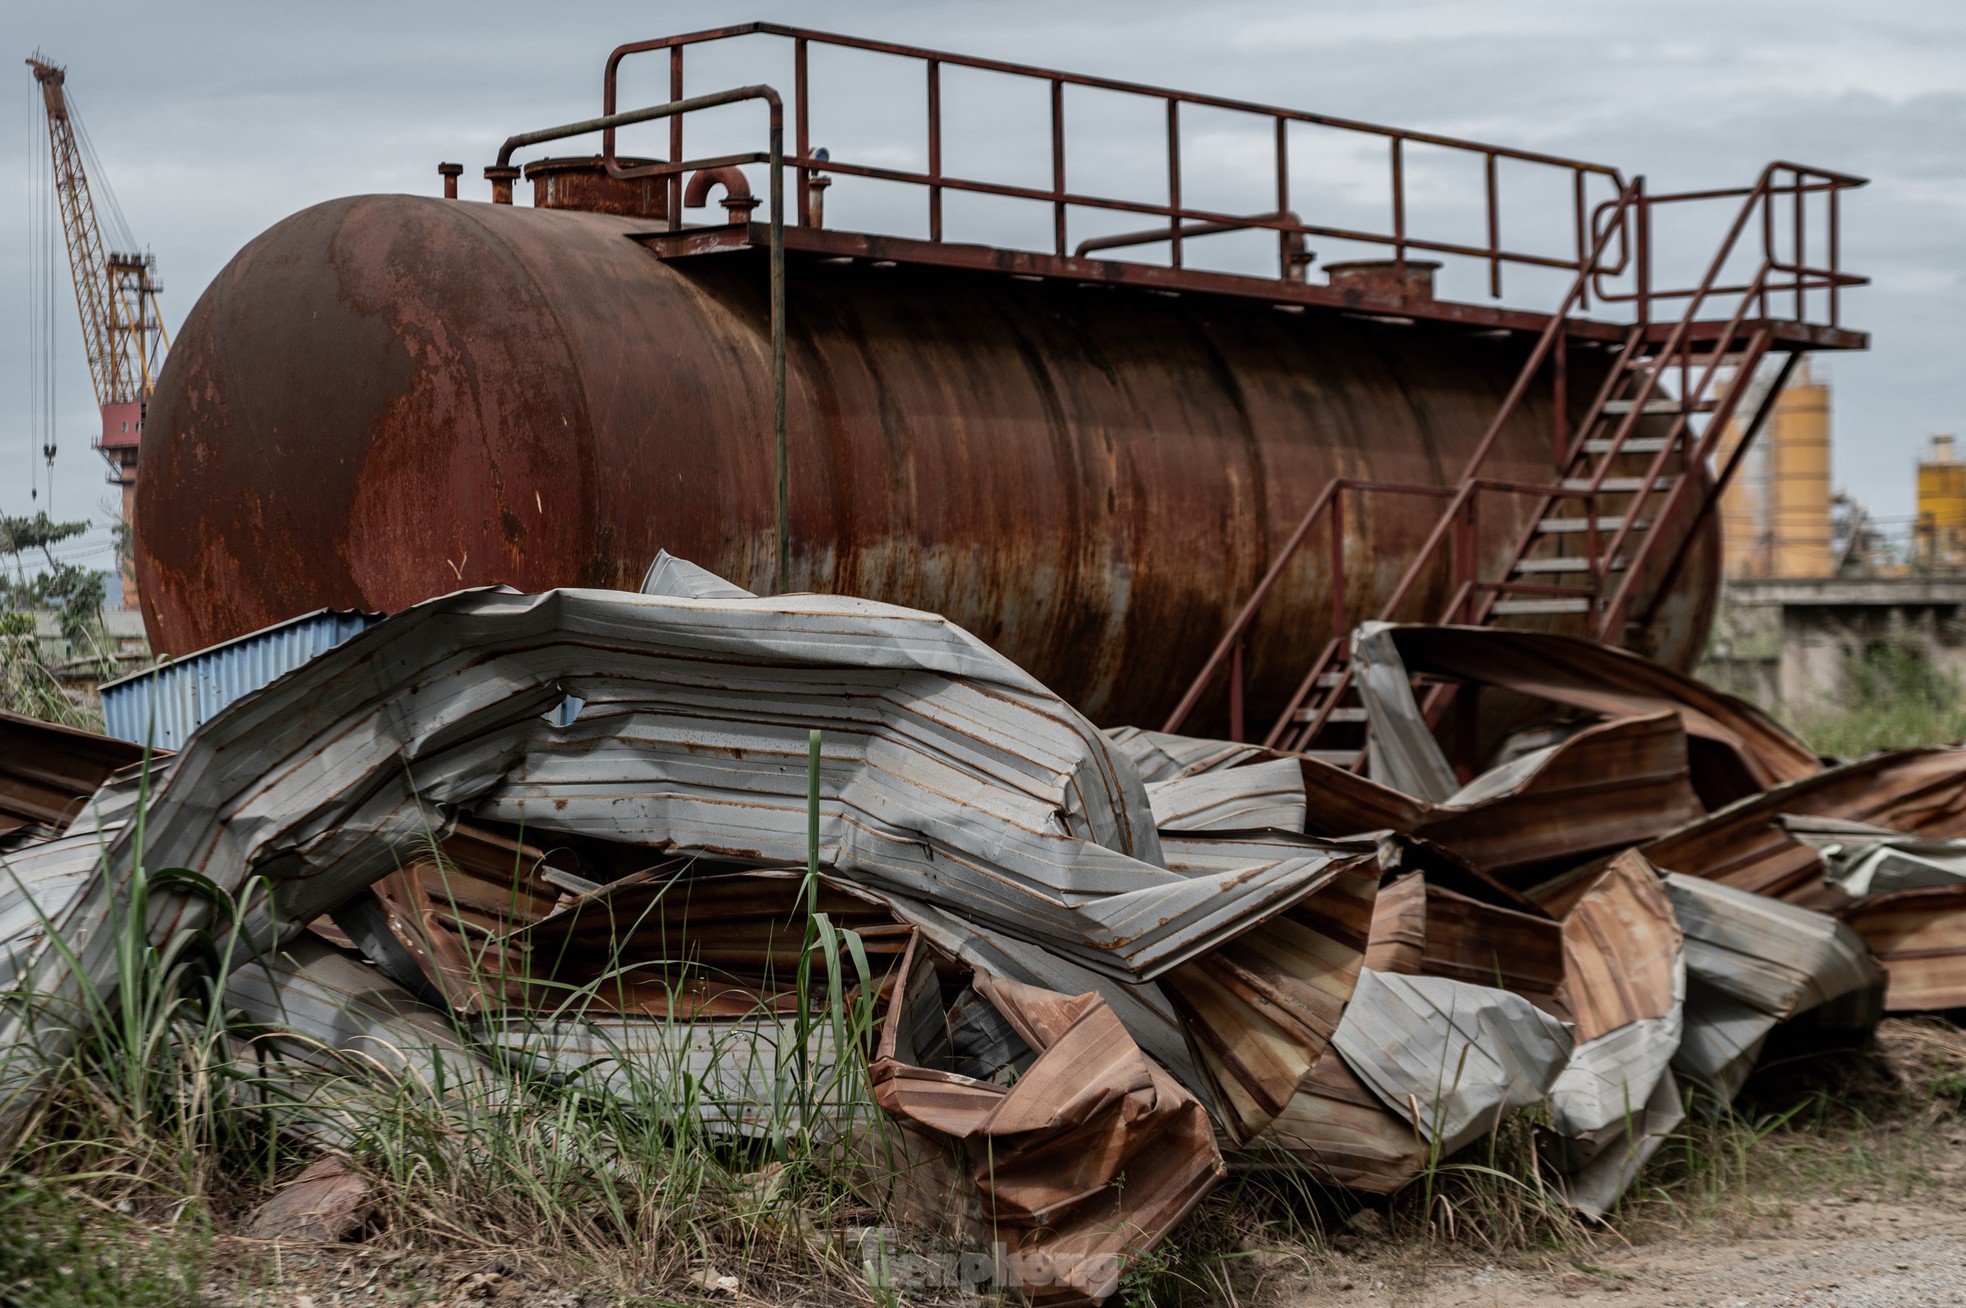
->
100, 609, 384, 751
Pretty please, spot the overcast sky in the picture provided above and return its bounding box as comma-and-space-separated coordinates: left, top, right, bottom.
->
6, 0, 1963, 588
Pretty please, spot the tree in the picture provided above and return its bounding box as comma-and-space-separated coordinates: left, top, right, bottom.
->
0, 513, 109, 725
0, 512, 106, 645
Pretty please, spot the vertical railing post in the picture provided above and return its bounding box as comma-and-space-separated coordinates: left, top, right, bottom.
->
1329, 489, 1346, 640
1391, 137, 1406, 277
667, 47, 684, 232
1229, 641, 1246, 743
1828, 177, 1842, 326
1634, 176, 1650, 327
1166, 100, 1182, 267
1793, 170, 1806, 322
1761, 175, 1776, 322
1552, 329, 1569, 466
927, 59, 943, 242
1274, 116, 1291, 278
1455, 494, 1477, 622
770, 108, 789, 596
1051, 80, 1066, 257
1485, 152, 1501, 299
794, 37, 810, 229
1573, 170, 1591, 313
1586, 495, 1601, 593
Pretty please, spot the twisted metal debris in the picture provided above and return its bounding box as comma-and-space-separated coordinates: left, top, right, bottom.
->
6, 559, 1965, 1304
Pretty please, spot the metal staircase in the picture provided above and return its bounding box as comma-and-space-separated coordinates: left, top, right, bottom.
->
1164, 164, 1865, 765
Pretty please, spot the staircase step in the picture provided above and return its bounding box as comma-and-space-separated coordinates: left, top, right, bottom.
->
1537, 515, 1648, 534
1561, 476, 1676, 493
1582, 437, 1673, 456
1293, 706, 1368, 724
1513, 556, 1623, 575
1492, 597, 1593, 615
1315, 670, 1346, 689
1601, 398, 1707, 416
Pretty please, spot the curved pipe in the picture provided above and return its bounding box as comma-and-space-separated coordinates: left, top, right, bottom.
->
684, 165, 757, 219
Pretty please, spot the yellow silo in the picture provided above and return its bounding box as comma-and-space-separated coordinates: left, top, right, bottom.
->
1716, 412, 1767, 577
1917, 434, 1966, 569
1767, 364, 1833, 578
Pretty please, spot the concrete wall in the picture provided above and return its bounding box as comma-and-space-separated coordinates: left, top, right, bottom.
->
1708, 577, 1966, 714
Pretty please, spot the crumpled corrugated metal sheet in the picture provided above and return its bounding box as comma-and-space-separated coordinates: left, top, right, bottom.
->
1662, 872, 1882, 1101
1545, 852, 1686, 1218
0, 709, 148, 846
1353, 622, 1461, 803
1415, 713, 1706, 877
14, 583, 1395, 1081
1840, 885, 1966, 1011
1781, 814, 1966, 897
1332, 968, 1573, 1159
1642, 747, 1966, 907
1144, 757, 1307, 832
871, 940, 1223, 1308
8, 587, 1944, 1257
1383, 624, 1819, 800
1105, 726, 1276, 784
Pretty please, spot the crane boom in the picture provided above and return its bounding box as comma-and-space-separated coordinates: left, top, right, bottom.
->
27, 54, 165, 610
28, 57, 163, 410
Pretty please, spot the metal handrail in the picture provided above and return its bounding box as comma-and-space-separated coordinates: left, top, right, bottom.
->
601, 23, 1626, 300
1590, 163, 1867, 327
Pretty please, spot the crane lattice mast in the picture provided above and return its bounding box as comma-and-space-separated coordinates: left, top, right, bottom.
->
27, 53, 167, 606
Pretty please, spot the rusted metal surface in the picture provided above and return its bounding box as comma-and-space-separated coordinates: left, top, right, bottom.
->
1840, 885, 1966, 1012
872, 943, 1222, 1308
140, 195, 1669, 730
1640, 747, 1966, 905
1414, 713, 1706, 877
1387, 624, 1818, 800
523, 155, 668, 217
0, 708, 146, 843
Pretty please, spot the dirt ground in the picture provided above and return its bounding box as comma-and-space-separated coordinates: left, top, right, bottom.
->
1294, 1161, 1966, 1308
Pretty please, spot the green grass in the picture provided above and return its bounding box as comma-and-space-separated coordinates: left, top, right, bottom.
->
0, 1180, 206, 1308
1792, 640, 1966, 758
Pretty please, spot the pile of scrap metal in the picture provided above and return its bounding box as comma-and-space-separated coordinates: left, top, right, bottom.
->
4, 561, 1964, 1306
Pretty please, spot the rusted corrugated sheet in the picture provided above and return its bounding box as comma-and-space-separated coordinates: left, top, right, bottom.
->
1546, 852, 1685, 1217
0, 709, 147, 845
1641, 748, 1966, 905
1838, 885, 1966, 1011
1414, 713, 1705, 877
871, 940, 1223, 1308
1386, 624, 1819, 801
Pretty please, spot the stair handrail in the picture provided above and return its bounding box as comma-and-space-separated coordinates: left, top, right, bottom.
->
1161, 180, 1643, 739
1588, 164, 1824, 638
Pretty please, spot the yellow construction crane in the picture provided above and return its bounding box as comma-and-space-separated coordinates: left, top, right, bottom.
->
27, 52, 167, 603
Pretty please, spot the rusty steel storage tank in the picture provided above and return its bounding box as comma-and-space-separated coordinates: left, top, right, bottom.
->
136, 185, 1720, 729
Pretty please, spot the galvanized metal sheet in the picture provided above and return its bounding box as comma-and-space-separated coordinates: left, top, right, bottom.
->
99, 608, 381, 751
1144, 757, 1307, 833
1331, 968, 1572, 1159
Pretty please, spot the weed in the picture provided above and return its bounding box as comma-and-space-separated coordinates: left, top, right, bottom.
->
1793, 640, 1966, 758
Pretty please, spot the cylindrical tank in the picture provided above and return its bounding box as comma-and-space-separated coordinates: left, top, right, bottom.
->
1768, 365, 1833, 579
1917, 434, 1966, 570
137, 194, 1718, 728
